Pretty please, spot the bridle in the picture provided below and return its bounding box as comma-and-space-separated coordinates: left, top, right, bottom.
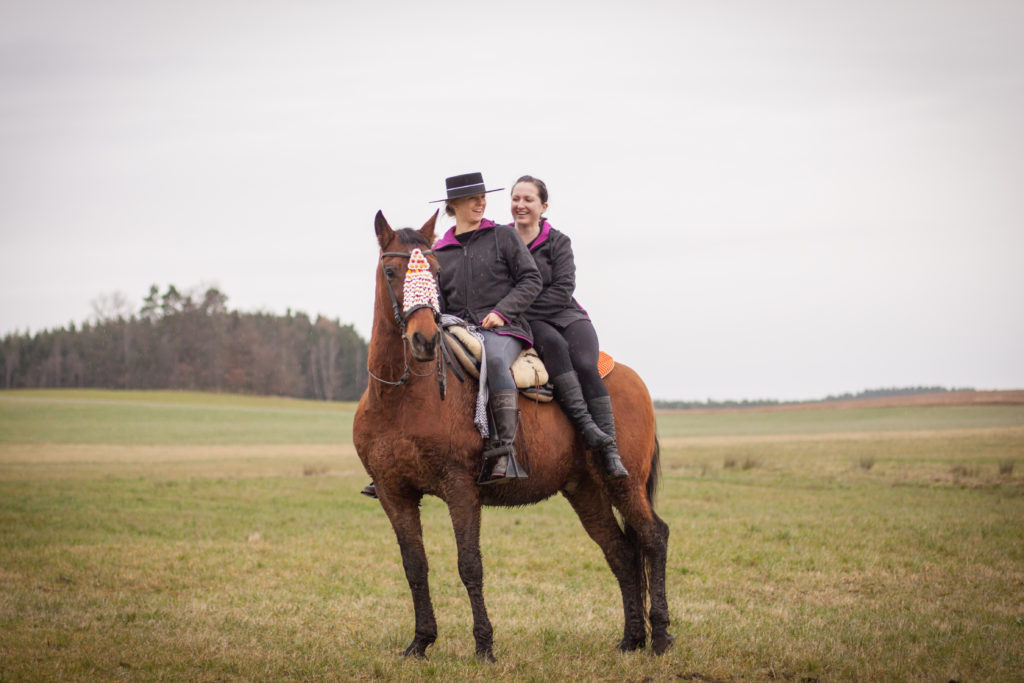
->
367, 248, 449, 396
378, 249, 439, 333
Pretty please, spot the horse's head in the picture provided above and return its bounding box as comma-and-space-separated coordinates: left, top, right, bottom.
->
374, 210, 441, 362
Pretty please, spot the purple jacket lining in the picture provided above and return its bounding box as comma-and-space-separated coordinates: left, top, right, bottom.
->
433, 218, 497, 249
487, 328, 532, 346
527, 220, 552, 252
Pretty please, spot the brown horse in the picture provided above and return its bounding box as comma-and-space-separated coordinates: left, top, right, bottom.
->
353, 211, 672, 660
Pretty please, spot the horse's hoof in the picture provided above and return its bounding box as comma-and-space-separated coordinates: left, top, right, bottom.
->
475, 648, 497, 663
652, 633, 675, 655
402, 641, 429, 658
618, 636, 646, 652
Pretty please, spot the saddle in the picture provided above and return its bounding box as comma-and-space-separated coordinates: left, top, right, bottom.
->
442, 325, 615, 403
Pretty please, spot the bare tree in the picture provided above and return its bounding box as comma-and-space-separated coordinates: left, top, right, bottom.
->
90, 291, 134, 324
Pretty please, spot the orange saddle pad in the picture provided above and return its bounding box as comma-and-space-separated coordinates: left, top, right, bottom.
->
598, 351, 614, 378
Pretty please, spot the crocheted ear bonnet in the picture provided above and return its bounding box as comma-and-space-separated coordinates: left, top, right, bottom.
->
402, 248, 440, 314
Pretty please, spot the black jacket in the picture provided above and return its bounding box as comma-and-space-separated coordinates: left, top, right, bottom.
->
433, 219, 542, 344
524, 221, 590, 328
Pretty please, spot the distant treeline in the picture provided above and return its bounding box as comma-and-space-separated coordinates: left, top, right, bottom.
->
1, 285, 368, 401
654, 386, 972, 410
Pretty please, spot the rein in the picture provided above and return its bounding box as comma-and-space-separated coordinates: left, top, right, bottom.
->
367, 248, 449, 398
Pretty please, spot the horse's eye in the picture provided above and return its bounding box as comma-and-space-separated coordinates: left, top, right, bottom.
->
383, 267, 397, 280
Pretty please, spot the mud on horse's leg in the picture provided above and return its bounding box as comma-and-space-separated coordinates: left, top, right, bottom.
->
446, 488, 495, 661
378, 490, 437, 657
608, 479, 674, 655
645, 513, 674, 654
563, 480, 647, 651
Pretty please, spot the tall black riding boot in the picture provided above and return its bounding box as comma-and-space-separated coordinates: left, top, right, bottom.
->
587, 395, 629, 480
479, 389, 529, 485
551, 372, 614, 451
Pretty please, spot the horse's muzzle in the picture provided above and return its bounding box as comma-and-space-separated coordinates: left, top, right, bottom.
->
409, 330, 440, 362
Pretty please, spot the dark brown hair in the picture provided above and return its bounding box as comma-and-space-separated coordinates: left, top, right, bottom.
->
512, 175, 548, 204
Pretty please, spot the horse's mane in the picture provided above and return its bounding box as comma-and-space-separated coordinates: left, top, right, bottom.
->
394, 228, 432, 249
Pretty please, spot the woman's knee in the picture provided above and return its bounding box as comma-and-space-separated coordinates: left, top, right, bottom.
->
531, 328, 572, 373
574, 363, 608, 398
485, 354, 511, 376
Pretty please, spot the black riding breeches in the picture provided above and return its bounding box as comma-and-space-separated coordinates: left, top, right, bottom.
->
529, 319, 608, 400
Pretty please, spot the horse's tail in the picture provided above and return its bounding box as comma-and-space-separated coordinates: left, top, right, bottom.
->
624, 432, 661, 641
646, 432, 662, 507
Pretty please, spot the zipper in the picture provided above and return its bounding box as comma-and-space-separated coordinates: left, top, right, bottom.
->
461, 238, 471, 320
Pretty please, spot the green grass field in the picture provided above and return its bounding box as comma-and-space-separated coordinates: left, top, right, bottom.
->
1, 389, 1022, 681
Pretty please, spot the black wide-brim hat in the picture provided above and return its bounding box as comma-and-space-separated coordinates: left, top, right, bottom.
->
430, 172, 504, 203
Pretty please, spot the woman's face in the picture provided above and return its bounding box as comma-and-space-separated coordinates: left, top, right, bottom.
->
449, 193, 487, 225
511, 182, 547, 230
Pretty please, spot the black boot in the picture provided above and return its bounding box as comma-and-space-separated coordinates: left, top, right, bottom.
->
587, 396, 629, 480
551, 372, 614, 451
479, 389, 529, 485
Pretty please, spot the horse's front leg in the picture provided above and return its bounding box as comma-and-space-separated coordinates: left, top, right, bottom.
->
377, 488, 437, 657
445, 486, 495, 661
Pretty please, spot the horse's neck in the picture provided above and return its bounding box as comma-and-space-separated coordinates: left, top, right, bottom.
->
365, 314, 471, 410
365, 315, 434, 402
367, 314, 406, 376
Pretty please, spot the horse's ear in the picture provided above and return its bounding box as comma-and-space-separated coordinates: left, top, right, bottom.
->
374, 210, 394, 250
419, 210, 438, 246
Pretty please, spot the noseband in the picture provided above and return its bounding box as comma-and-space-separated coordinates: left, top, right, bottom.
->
368, 248, 448, 396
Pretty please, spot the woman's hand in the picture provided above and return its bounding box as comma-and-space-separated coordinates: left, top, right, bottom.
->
480, 312, 505, 329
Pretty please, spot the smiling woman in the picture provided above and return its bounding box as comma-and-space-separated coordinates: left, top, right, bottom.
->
430, 172, 542, 483
510, 175, 628, 480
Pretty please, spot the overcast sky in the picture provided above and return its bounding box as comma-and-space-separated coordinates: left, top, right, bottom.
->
2, 0, 1022, 401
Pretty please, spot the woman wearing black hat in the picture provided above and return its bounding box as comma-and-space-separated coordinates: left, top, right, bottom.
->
509, 175, 628, 480
431, 172, 543, 484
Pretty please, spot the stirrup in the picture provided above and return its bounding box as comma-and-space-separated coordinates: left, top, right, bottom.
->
502, 451, 529, 479
478, 456, 510, 486
477, 444, 527, 485
478, 444, 510, 485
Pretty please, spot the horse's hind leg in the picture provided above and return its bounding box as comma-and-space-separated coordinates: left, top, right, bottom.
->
613, 486, 674, 654
563, 480, 647, 651
377, 490, 438, 657
641, 511, 673, 654
445, 488, 495, 661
